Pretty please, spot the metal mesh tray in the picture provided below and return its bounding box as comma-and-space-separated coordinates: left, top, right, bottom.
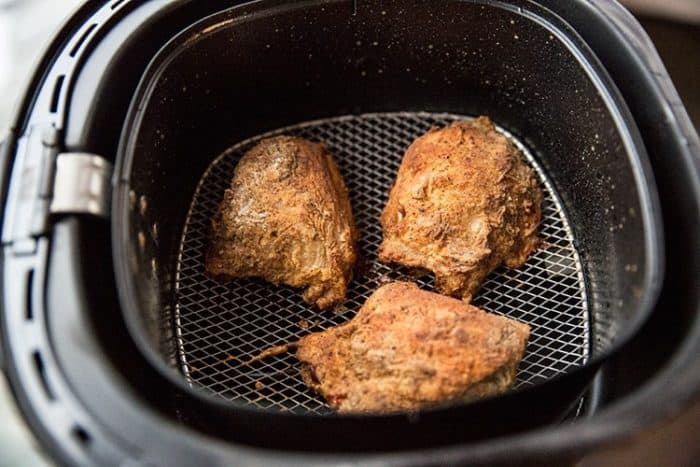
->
174, 112, 590, 414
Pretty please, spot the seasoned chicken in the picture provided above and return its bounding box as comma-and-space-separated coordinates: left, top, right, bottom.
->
206, 136, 357, 309
379, 117, 542, 301
297, 281, 530, 413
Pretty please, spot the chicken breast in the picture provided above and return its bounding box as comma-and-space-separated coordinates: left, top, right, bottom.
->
379, 117, 542, 301
297, 281, 530, 413
206, 136, 357, 309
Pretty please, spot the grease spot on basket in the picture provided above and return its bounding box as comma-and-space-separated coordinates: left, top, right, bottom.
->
333, 304, 349, 316
139, 195, 148, 216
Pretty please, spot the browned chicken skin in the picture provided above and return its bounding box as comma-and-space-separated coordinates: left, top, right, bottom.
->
206, 136, 357, 309
296, 281, 530, 413
379, 117, 542, 301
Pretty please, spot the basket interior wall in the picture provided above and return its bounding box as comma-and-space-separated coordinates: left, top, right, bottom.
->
121, 0, 651, 398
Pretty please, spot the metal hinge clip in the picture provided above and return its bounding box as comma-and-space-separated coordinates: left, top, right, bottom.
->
50, 153, 112, 218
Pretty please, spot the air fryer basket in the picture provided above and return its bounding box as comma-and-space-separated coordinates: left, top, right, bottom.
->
114, 0, 661, 429
174, 112, 589, 413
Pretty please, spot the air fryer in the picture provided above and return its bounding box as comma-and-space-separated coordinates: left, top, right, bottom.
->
1, 1, 699, 466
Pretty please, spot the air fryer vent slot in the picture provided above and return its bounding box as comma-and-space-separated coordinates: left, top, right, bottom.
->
32, 351, 54, 401
25, 269, 35, 321
49, 75, 65, 114
71, 425, 91, 446
69, 24, 97, 57
110, 0, 127, 10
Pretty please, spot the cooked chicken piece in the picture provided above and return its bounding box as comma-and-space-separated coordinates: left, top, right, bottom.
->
379, 117, 542, 301
206, 136, 357, 309
297, 281, 530, 413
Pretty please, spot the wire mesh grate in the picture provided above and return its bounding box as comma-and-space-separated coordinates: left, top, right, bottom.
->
174, 112, 590, 414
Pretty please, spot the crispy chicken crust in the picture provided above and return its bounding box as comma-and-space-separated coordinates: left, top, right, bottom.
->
297, 282, 530, 413
379, 117, 542, 301
206, 136, 357, 309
